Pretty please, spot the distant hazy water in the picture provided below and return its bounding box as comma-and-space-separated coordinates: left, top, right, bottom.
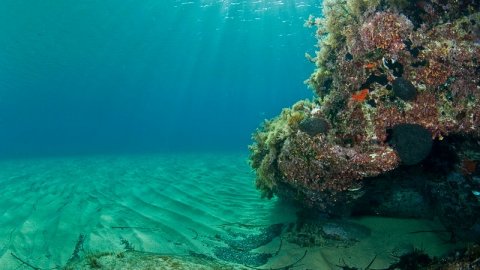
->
0, 0, 320, 157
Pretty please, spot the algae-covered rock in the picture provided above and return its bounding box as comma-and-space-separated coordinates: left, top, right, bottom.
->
284, 219, 371, 248
250, 0, 480, 224
385, 244, 480, 270
64, 251, 247, 270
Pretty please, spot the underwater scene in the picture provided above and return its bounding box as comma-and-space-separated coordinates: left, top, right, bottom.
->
0, 0, 479, 269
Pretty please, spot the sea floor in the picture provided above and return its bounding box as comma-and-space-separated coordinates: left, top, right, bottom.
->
0, 152, 465, 269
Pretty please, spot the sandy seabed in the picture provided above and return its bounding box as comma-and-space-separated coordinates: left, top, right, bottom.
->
0, 153, 463, 269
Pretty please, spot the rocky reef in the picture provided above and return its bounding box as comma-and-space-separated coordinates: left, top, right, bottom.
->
250, 0, 480, 240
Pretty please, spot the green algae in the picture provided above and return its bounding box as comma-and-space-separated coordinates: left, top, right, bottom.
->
64, 251, 244, 270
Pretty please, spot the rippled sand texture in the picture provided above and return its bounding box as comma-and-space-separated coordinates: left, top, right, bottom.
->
0, 153, 293, 269
0, 153, 462, 269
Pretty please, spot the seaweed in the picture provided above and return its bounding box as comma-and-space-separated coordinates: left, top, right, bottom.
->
66, 234, 85, 265
386, 249, 431, 270
336, 254, 377, 270
120, 238, 135, 251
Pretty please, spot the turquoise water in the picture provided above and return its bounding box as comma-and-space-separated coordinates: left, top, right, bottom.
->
0, 0, 317, 157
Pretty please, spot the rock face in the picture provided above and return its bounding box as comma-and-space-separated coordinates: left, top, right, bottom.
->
249, 0, 480, 236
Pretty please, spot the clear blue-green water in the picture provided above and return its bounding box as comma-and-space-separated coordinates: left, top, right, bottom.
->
0, 0, 318, 157
0, 1, 462, 269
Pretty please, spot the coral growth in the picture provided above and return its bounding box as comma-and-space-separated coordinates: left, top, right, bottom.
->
250, 0, 480, 221
357, 11, 414, 56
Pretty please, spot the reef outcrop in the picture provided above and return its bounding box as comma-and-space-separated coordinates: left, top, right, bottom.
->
250, 0, 480, 238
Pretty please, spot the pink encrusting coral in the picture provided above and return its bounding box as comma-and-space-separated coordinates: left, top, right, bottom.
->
412, 18, 480, 91
358, 12, 413, 56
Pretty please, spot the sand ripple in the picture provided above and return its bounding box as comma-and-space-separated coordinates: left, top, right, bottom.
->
0, 153, 294, 269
